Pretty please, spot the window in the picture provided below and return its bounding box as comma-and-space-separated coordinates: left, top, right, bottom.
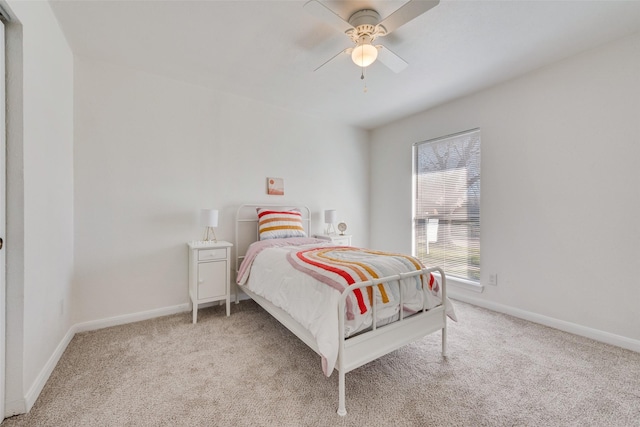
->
413, 129, 480, 282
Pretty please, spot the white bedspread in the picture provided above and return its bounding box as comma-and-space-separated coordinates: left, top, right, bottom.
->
237, 238, 455, 376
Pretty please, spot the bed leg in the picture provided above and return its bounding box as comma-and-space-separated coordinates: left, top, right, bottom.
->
442, 325, 448, 357
337, 370, 347, 416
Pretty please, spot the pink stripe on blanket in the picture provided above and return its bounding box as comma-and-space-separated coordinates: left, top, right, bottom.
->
236, 237, 328, 285
286, 251, 359, 320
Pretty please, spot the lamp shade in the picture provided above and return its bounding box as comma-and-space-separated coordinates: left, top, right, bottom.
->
324, 209, 337, 224
200, 209, 219, 227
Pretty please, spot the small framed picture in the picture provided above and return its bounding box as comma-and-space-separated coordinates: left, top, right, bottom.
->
267, 177, 284, 195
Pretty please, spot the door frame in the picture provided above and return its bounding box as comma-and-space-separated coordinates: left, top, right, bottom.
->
0, 15, 7, 422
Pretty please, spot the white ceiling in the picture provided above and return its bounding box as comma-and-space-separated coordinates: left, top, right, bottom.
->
50, 0, 640, 130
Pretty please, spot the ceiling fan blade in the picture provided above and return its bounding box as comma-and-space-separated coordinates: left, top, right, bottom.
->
314, 48, 351, 72
304, 0, 354, 34
378, 0, 440, 35
376, 45, 408, 73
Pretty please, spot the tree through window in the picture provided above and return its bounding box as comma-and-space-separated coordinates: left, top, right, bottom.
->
413, 129, 480, 281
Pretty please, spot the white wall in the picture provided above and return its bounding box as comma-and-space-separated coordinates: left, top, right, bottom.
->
370, 32, 640, 345
4, 0, 74, 415
72, 58, 370, 324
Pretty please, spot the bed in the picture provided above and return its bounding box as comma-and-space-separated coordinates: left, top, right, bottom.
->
234, 204, 456, 416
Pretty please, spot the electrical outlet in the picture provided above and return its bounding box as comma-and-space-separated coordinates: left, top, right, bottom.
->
488, 274, 498, 286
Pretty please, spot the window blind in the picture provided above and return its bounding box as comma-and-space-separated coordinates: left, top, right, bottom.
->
413, 129, 481, 282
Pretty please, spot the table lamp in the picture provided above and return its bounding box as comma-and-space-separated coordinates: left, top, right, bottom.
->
324, 209, 337, 235
200, 209, 219, 242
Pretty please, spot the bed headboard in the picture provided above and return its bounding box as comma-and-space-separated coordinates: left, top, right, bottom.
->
235, 204, 311, 274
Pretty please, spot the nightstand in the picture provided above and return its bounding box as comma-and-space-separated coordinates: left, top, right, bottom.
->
188, 240, 233, 324
314, 234, 352, 246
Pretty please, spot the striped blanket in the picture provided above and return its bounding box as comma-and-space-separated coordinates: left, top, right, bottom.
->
286, 246, 438, 320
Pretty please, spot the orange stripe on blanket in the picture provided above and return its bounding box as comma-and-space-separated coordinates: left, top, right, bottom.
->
353, 248, 428, 292
313, 249, 391, 305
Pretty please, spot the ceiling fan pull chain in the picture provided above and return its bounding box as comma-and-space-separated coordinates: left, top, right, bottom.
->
361, 67, 368, 93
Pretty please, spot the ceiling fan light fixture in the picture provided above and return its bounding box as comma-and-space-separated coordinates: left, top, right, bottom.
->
351, 42, 378, 67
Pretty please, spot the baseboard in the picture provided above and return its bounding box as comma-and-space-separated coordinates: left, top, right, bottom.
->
5, 398, 26, 418
236, 290, 250, 302
74, 303, 191, 333
449, 291, 640, 353
23, 325, 76, 413
13, 303, 192, 418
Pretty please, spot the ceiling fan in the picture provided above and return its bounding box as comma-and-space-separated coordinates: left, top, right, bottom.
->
304, 0, 440, 73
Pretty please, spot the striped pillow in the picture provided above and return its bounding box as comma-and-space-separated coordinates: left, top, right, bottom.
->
257, 208, 307, 240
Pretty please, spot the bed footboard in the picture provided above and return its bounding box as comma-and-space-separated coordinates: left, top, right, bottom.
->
336, 267, 447, 416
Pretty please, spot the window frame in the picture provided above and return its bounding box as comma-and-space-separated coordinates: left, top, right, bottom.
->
412, 128, 481, 285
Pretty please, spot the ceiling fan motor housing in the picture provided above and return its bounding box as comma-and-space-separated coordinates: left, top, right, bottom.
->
346, 9, 387, 42
348, 9, 380, 27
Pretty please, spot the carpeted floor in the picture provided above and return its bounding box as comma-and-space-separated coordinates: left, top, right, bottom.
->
3, 300, 639, 426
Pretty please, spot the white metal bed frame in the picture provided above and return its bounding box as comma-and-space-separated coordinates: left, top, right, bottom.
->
235, 204, 447, 416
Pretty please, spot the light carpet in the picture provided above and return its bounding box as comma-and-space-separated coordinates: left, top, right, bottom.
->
3, 300, 639, 426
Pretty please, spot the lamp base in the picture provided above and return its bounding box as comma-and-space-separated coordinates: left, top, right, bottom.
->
203, 227, 218, 243
325, 224, 337, 235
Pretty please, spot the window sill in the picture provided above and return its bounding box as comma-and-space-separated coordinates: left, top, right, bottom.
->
432, 272, 484, 293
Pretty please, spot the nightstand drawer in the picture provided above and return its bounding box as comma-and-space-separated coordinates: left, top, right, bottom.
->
313, 234, 352, 246
331, 237, 351, 246
198, 248, 227, 261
